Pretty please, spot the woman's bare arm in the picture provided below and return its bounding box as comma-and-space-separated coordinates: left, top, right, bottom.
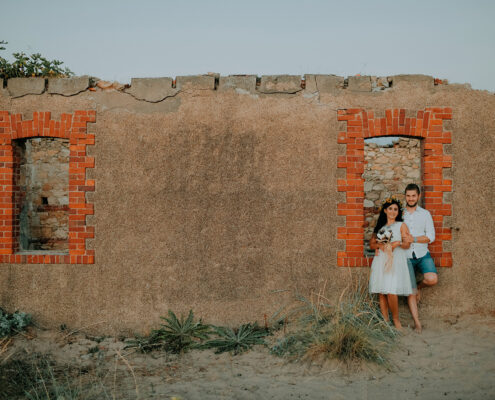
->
400, 223, 412, 249
370, 234, 384, 251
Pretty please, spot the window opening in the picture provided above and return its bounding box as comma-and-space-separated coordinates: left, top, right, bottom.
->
337, 107, 452, 268
13, 137, 69, 253
363, 136, 422, 256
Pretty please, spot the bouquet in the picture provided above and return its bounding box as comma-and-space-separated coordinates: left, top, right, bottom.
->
376, 227, 393, 273
376, 227, 393, 244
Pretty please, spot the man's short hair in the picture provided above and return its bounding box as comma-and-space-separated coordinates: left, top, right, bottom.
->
405, 183, 421, 194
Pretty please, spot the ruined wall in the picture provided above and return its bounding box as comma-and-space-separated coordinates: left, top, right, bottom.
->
0, 74, 494, 334
363, 138, 421, 253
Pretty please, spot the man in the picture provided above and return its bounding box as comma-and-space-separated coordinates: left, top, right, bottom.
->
402, 183, 437, 333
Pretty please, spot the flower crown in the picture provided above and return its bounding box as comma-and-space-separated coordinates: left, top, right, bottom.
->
379, 195, 403, 212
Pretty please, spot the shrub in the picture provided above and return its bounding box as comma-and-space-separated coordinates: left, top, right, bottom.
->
0, 308, 32, 337
0, 40, 73, 79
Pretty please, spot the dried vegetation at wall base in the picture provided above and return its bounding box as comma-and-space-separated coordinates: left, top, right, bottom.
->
269, 276, 398, 368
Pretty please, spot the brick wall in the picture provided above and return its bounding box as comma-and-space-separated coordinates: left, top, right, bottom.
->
0, 111, 95, 263
337, 108, 453, 268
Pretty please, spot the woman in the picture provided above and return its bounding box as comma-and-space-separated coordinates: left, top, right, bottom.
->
369, 196, 418, 330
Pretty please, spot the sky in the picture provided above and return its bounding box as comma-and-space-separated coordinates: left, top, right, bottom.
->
1, 0, 494, 91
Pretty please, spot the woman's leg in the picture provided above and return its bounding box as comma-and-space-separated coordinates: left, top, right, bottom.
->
387, 294, 402, 329
379, 294, 389, 322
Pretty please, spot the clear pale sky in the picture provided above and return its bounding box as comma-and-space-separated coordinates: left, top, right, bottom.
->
1, 0, 494, 91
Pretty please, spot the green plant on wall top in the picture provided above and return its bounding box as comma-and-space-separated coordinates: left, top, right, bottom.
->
0, 40, 73, 80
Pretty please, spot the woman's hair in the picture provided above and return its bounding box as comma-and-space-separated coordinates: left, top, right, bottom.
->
373, 197, 404, 234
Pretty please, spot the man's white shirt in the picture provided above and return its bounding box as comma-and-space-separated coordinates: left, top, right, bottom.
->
403, 206, 435, 258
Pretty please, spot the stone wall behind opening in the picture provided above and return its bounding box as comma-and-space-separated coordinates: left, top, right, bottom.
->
14, 138, 69, 251
363, 138, 421, 253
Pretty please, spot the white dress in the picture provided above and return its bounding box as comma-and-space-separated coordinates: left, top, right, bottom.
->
369, 222, 415, 295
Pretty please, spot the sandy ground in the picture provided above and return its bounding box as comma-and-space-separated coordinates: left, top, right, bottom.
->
2, 313, 495, 400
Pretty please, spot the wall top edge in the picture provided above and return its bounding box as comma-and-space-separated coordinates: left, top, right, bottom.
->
0, 74, 476, 100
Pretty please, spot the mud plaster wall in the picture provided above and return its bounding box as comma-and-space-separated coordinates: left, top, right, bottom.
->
0, 76, 494, 334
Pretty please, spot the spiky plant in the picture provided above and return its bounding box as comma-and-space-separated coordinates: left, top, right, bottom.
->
154, 310, 210, 353
204, 323, 269, 355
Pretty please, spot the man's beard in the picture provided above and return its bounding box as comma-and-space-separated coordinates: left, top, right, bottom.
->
407, 201, 418, 208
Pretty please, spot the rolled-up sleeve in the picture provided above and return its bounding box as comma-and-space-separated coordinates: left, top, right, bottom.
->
425, 211, 435, 244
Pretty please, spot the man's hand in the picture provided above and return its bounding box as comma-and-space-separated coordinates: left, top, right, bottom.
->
403, 233, 414, 245
416, 235, 432, 244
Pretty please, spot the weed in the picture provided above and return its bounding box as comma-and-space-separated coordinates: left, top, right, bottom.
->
306, 321, 385, 365
270, 331, 313, 358
126, 309, 210, 354
204, 323, 269, 355
269, 276, 398, 366
0, 354, 83, 400
0, 350, 142, 400
87, 346, 100, 354
124, 332, 161, 353
0, 308, 32, 337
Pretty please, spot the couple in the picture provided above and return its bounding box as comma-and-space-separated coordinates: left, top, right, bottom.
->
369, 184, 437, 333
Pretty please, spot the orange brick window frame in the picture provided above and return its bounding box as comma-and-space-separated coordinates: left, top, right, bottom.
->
0, 110, 95, 264
337, 107, 452, 268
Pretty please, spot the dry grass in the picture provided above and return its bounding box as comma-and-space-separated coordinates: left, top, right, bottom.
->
269, 272, 398, 367
306, 320, 383, 365
0, 349, 143, 400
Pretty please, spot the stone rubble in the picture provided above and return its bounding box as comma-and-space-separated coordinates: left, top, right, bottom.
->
363, 137, 421, 252
15, 138, 69, 251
